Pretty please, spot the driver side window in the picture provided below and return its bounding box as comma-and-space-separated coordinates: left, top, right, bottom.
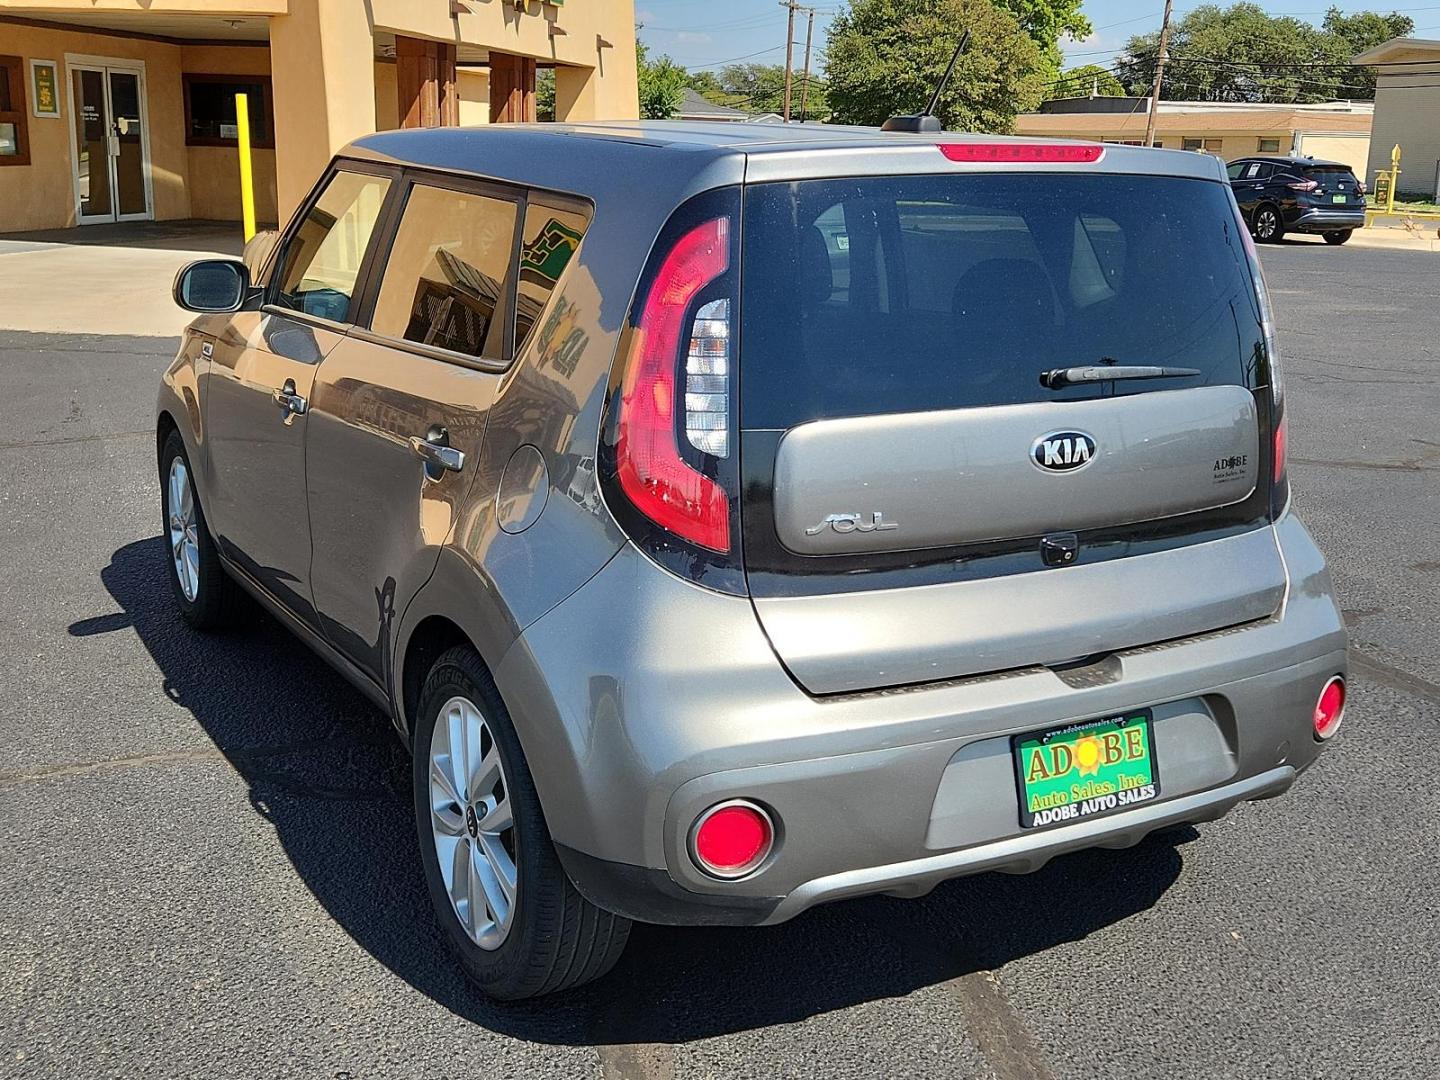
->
272, 170, 392, 322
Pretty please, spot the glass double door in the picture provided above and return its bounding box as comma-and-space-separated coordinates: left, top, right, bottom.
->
70, 63, 151, 224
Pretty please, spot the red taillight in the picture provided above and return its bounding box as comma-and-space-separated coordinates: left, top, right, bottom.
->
691, 801, 774, 878
1288, 179, 1319, 192
1314, 676, 1345, 740
938, 142, 1103, 163
1273, 413, 1287, 484
615, 217, 731, 553
1356, 178, 1367, 195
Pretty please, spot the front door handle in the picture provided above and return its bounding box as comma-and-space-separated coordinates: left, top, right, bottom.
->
410, 426, 465, 481
272, 379, 308, 423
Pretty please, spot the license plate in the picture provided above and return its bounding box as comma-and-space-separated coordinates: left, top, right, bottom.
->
1333, 194, 1347, 204
1013, 712, 1159, 829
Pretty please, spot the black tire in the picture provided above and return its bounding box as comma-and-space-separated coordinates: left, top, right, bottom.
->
1323, 230, 1353, 246
1252, 205, 1285, 243
412, 645, 631, 1000
159, 428, 242, 630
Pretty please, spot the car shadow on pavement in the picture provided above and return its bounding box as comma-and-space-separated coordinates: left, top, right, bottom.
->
76, 536, 1192, 1046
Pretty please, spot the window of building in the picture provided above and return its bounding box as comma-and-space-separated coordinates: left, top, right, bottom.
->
515, 202, 589, 350
182, 74, 274, 147
272, 170, 392, 322
1182, 137, 1224, 154
0, 55, 31, 166
1257, 138, 1281, 154
371, 183, 520, 361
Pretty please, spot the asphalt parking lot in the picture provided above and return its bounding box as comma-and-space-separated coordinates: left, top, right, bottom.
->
2, 239, 1438, 1079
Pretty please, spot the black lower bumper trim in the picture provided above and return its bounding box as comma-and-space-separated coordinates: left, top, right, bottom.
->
556, 844, 782, 927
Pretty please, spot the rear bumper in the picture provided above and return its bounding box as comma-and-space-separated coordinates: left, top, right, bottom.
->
760, 765, 1296, 924
498, 514, 1347, 926
1290, 208, 1366, 232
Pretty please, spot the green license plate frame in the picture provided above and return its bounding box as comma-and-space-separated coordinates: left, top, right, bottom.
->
1333, 194, 1348, 203
1013, 711, 1160, 830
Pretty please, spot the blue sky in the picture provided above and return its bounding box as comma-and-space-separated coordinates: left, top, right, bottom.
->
636, 0, 1440, 77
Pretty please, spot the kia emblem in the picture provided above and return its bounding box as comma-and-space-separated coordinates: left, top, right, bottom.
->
1032, 430, 1097, 472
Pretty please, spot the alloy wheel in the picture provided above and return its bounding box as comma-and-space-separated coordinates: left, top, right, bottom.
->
1256, 209, 1278, 240
428, 695, 519, 950
167, 457, 201, 602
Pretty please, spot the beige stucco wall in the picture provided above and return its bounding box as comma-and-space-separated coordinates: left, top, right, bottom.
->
179, 44, 278, 224
374, 60, 398, 132
1366, 52, 1440, 198
0, 23, 191, 230
1, 0, 639, 232
457, 68, 489, 127
1294, 132, 1371, 178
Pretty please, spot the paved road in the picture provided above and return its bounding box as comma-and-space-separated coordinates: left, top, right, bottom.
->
2, 243, 1438, 1079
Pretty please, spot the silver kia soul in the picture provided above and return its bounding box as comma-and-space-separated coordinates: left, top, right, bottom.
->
159, 121, 1349, 999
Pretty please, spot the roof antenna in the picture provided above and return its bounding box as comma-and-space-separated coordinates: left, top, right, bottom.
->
882, 30, 970, 133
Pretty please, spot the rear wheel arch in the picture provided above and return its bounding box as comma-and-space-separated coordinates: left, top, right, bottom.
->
399, 615, 473, 748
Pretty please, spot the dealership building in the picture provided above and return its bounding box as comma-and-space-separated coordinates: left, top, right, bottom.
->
0, 0, 639, 232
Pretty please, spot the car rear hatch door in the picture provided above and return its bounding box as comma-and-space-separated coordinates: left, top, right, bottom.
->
1303, 163, 1363, 205
738, 165, 1285, 695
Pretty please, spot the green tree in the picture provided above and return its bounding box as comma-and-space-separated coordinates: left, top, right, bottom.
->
1116, 3, 1410, 103
637, 41, 687, 119
1054, 62, 1126, 97
537, 68, 556, 121
825, 0, 1048, 132
994, 0, 1091, 71
713, 62, 789, 113
1323, 7, 1415, 95
687, 69, 726, 100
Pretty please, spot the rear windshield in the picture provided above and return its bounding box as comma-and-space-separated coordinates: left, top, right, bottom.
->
1304, 165, 1356, 180
739, 174, 1265, 429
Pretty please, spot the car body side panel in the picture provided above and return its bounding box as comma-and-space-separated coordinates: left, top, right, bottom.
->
157, 321, 214, 472
306, 334, 500, 687
201, 308, 348, 629
389, 149, 746, 739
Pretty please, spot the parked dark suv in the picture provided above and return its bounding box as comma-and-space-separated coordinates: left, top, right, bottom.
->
1227, 155, 1366, 244
160, 123, 1348, 999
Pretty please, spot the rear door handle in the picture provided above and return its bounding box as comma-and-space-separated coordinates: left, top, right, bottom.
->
272, 379, 308, 423
410, 427, 465, 480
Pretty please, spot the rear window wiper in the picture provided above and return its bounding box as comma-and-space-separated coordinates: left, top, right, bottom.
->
1039, 365, 1202, 389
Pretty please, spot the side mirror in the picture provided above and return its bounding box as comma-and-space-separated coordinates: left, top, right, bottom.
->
173, 259, 250, 313
242, 228, 280, 279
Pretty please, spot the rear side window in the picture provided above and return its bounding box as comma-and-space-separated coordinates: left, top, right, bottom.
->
273, 170, 391, 321
371, 183, 519, 360
515, 202, 588, 350
740, 173, 1265, 429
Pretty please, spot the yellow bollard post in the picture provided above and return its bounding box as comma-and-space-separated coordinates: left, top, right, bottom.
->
1387, 143, 1401, 215
235, 92, 257, 242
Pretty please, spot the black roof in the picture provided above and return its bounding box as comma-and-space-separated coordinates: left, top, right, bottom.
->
1230, 153, 1351, 169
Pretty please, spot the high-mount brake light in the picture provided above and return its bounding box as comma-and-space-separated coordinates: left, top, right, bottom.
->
938, 143, 1103, 163
615, 217, 732, 553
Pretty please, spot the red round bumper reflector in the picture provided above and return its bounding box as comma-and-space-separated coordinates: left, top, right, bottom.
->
691, 801, 774, 878
1314, 676, 1346, 740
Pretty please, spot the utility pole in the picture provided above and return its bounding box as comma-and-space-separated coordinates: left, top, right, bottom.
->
781, 0, 799, 121
799, 7, 815, 122
1144, 0, 1175, 148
